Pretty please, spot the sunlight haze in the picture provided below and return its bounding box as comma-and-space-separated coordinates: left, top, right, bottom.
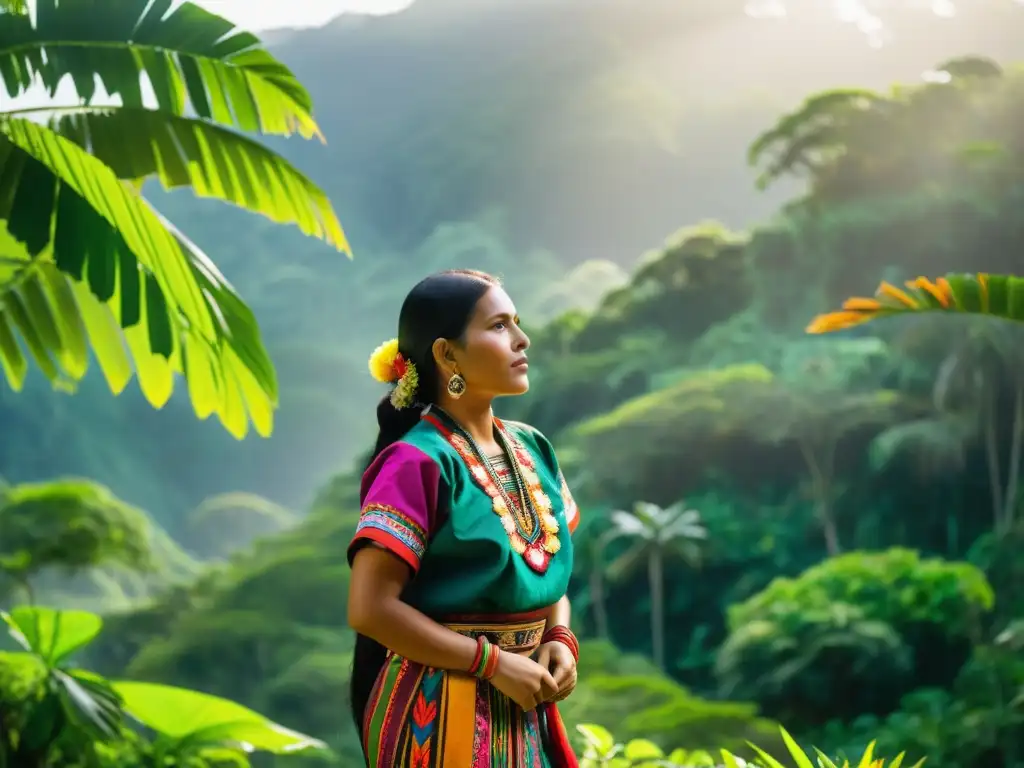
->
1, 0, 1022, 760
195, 0, 415, 31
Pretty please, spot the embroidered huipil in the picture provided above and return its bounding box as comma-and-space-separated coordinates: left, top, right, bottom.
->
347, 409, 580, 768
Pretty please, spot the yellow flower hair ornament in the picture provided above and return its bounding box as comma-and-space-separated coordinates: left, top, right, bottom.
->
368, 338, 419, 409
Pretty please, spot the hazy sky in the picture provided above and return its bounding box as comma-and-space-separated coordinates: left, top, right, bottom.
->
197, 0, 415, 31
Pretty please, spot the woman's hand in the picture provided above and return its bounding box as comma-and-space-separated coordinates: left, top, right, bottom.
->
489, 650, 559, 711
534, 640, 578, 702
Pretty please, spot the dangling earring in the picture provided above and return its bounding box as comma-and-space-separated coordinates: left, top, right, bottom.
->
446, 370, 467, 399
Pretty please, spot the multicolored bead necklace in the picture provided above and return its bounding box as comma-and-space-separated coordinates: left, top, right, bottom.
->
423, 407, 561, 573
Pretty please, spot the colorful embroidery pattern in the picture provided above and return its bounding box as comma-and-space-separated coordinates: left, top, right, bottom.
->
489, 453, 536, 537
445, 614, 547, 655
362, 611, 572, 767
409, 668, 442, 766
557, 471, 579, 533
472, 682, 490, 767
422, 412, 560, 573
356, 504, 428, 563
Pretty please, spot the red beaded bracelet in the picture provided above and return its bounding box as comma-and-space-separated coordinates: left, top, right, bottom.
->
542, 626, 579, 662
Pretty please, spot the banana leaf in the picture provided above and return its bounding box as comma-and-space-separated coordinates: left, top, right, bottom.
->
0, 0, 348, 438
807, 273, 1024, 334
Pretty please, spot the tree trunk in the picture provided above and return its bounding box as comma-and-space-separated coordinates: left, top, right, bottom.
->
589, 566, 610, 639
798, 441, 840, 555
984, 389, 1004, 532
1001, 382, 1024, 535
649, 549, 665, 671
820, 508, 841, 557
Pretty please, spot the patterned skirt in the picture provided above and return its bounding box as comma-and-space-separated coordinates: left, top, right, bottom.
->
361, 609, 578, 767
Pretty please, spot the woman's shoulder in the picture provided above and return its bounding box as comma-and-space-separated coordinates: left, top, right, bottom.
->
360, 440, 438, 490
364, 425, 452, 476
499, 419, 556, 461
499, 418, 547, 442
366, 420, 466, 487
400, 418, 460, 458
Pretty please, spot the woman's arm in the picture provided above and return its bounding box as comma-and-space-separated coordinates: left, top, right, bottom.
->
348, 545, 559, 710
348, 444, 477, 669
348, 545, 478, 670
544, 594, 572, 632
536, 594, 578, 700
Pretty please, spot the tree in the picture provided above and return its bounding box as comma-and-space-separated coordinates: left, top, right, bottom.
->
186, 491, 298, 559
748, 87, 883, 192
872, 316, 1024, 536
605, 501, 706, 671
749, 57, 1014, 202
808, 272, 1024, 535
0, 0, 348, 439
0, 478, 154, 605
569, 363, 778, 506
716, 549, 994, 727
752, 384, 905, 555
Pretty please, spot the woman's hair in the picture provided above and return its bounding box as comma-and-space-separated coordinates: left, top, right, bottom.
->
366, 268, 500, 464
350, 268, 498, 744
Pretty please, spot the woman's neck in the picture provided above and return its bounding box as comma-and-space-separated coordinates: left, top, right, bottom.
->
437, 395, 497, 451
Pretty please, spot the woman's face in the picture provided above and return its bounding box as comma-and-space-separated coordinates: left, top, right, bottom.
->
442, 285, 531, 399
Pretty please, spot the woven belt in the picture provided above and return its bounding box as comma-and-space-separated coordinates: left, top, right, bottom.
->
441, 611, 547, 654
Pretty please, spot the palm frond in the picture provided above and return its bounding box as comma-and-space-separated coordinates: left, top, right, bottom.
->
660, 504, 708, 542
2, 117, 213, 339
0, 231, 273, 439
0, 1, 349, 438
610, 509, 652, 538
664, 537, 703, 567
51, 107, 347, 252
0, 116, 277, 438
0, 0, 321, 140
869, 416, 974, 475
807, 273, 1024, 334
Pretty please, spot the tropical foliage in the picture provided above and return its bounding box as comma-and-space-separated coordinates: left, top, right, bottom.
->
748, 54, 1012, 201
715, 549, 994, 727
576, 723, 925, 768
807, 274, 1024, 335
0, 0, 347, 439
604, 501, 705, 670
0, 605, 327, 766
4, 3, 1024, 768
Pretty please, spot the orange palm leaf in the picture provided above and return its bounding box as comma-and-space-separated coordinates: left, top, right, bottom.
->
806, 272, 1024, 334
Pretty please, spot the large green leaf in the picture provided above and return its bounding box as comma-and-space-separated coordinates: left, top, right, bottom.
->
807, 273, 1024, 334
111, 681, 329, 755
2, 606, 102, 665
54, 668, 124, 739
1, 117, 213, 338
0, 1, 347, 437
52, 107, 348, 252
0, 613, 124, 743
0, 117, 277, 437
0, 0, 321, 140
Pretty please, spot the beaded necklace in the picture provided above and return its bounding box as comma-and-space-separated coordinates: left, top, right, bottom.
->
423, 407, 560, 573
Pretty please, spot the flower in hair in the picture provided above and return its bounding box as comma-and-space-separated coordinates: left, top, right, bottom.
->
369, 339, 401, 383
368, 338, 419, 409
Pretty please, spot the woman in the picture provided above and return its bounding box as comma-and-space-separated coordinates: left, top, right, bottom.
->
347, 269, 581, 767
